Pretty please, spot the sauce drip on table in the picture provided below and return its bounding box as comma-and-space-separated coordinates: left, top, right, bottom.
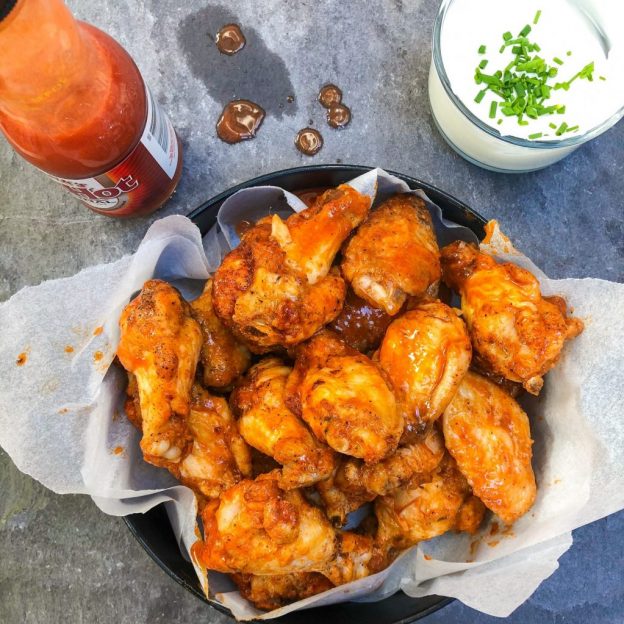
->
318, 84, 343, 108
327, 103, 351, 128
295, 128, 323, 156
215, 24, 246, 55
216, 100, 266, 143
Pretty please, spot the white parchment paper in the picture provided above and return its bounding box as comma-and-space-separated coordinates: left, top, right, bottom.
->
1, 169, 623, 619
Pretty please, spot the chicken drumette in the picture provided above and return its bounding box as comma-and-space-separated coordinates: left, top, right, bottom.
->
286, 331, 403, 463
442, 371, 536, 525
117, 280, 202, 465
212, 185, 370, 352
441, 241, 583, 394
342, 194, 441, 315
231, 358, 336, 489
378, 302, 472, 441
189, 278, 251, 389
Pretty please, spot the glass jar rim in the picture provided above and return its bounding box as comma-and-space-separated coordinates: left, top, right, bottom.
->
432, 0, 624, 150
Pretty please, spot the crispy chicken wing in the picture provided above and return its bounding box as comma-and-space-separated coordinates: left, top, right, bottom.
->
323, 532, 388, 586
178, 385, 252, 498
317, 427, 445, 526
287, 331, 403, 463
342, 194, 441, 315
212, 186, 370, 352
124, 377, 252, 499
328, 288, 395, 353
441, 241, 584, 394
189, 278, 251, 389
231, 573, 334, 611
442, 371, 536, 525
375, 454, 485, 548
231, 358, 336, 489
117, 279, 202, 465
195, 472, 337, 575
378, 302, 472, 441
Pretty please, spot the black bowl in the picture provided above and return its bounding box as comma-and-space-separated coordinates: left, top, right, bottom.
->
124, 164, 487, 623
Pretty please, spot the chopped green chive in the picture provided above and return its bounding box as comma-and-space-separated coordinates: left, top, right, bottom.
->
489, 101, 498, 118
529, 132, 543, 139
549, 122, 557, 129
519, 24, 532, 37
497, 119, 503, 125
474, 89, 487, 103
533, 10, 542, 24
567, 51, 572, 56
553, 57, 564, 65
478, 45, 487, 54
556, 122, 568, 136
479, 59, 489, 69
599, 75, 607, 81
503, 31, 513, 41
566, 125, 579, 133
557, 105, 566, 114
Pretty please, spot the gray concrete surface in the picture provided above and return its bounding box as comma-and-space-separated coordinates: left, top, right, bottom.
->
1, 0, 623, 622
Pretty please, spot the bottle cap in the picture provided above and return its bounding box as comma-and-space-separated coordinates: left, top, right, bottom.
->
0, 0, 17, 22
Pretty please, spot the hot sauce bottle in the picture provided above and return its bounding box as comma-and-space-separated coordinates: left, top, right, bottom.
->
0, 0, 183, 217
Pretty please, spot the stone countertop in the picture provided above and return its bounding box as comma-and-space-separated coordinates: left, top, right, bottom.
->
1, 0, 622, 622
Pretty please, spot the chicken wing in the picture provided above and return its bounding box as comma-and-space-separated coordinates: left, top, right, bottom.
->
287, 331, 403, 463
178, 385, 252, 498
117, 279, 202, 465
231, 358, 336, 489
378, 302, 471, 441
231, 572, 334, 611
317, 426, 445, 526
442, 371, 536, 525
342, 194, 441, 315
189, 278, 251, 389
212, 185, 370, 352
441, 241, 584, 394
328, 288, 395, 353
375, 454, 485, 548
195, 472, 337, 575
124, 377, 252, 499
323, 532, 388, 586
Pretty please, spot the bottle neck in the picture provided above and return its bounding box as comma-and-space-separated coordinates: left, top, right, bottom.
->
0, 0, 92, 118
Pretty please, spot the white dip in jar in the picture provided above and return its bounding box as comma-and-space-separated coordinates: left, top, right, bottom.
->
429, 0, 624, 172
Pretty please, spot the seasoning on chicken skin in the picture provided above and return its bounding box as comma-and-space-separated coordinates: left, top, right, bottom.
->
212, 185, 370, 352
117, 279, 202, 465
342, 194, 441, 315
231, 358, 336, 489
378, 302, 472, 441
375, 453, 485, 548
441, 241, 584, 395
442, 371, 536, 525
287, 330, 403, 463
195, 472, 337, 576
189, 278, 251, 389
231, 573, 334, 611
317, 426, 445, 526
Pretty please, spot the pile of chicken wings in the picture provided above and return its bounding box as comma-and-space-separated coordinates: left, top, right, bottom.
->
117, 185, 583, 610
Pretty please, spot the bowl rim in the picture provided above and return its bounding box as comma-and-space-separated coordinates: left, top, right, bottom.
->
124, 163, 487, 622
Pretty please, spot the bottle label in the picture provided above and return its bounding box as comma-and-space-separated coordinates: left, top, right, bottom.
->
47, 86, 179, 216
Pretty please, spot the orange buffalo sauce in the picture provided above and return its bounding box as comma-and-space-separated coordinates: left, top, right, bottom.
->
0, 0, 182, 217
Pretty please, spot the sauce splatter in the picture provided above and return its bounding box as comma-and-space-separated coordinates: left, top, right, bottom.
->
469, 539, 479, 556
215, 23, 246, 55
216, 100, 265, 144
93, 351, 104, 362
423, 554, 432, 561
487, 539, 500, 548
295, 127, 323, 156
64, 345, 74, 354
235, 220, 254, 238
93, 326, 103, 336
16, 352, 28, 366
489, 521, 500, 536
318, 84, 343, 108
58, 407, 69, 414
112, 446, 124, 456
327, 103, 351, 128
